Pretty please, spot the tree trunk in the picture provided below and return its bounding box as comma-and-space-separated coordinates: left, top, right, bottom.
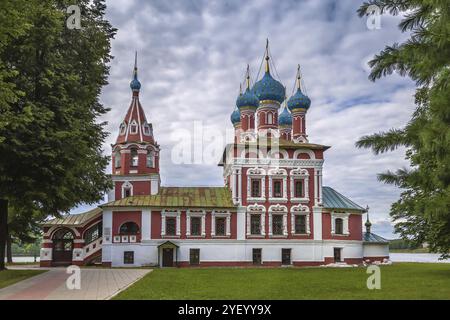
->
0, 199, 8, 270
6, 225, 13, 263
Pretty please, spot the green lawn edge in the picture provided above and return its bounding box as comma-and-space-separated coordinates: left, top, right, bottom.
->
0, 269, 47, 290
114, 263, 450, 300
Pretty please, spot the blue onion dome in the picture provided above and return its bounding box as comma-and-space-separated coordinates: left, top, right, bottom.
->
287, 66, 311, 111
130, 52, 141, 91
230, 107, 241, 124
252, 55, 285, 104
287, 88, 311, 111
236, 87, 259, 110
278, 107, 292, 126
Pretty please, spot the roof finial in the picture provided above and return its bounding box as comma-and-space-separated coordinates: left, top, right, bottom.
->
265, 38, 270, 73
365, 205, 372, 233
296, 64, 302, 90
130, 51, 141, 92
246, 64, 251, 90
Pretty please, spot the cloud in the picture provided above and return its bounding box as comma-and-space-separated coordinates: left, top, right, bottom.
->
74, 0, 416, 239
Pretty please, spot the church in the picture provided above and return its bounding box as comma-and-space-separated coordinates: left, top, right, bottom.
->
40, 43, 389, 268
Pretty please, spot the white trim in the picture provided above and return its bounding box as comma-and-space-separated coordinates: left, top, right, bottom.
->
129, 119, 138, 135
246, 203, 266, 236
290, 168, 309, 202
247, 167, 266, 202
121, 181, 133, 198
268, 204, 288, 236
161, 210, 181, 236
186, 210, 206, 237
268, 168, 287, 201
291, 204, 311, 235
331, 212, 350, 236
211, 210, 231, 237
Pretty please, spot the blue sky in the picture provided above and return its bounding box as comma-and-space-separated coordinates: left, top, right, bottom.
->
74, 0, 416, 239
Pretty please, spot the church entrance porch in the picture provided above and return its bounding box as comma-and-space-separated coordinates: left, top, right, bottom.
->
52, 228, 75, 266
158, 241, 179, 267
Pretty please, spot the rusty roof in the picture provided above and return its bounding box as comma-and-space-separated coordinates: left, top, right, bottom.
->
42, 207, 102, 227
101, 187, 236, 209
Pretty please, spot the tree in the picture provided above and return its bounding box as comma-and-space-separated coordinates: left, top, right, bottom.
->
0, 0, 116, 270
356, 1, 450, 258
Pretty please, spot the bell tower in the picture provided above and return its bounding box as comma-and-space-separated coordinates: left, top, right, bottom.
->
109, 53, 161, 201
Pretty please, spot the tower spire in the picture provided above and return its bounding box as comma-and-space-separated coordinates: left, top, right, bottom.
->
265, 38, 270, 74
246, 64, 251, 90
130, 51, 141, 93
365, 205, 372, 233
296, 64, 302, 91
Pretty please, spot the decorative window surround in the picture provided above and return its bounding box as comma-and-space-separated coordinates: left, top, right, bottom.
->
161, 210, 181, 237
121, 181, 133, 198
291, 204, 311, 235
246, 203, 266, 236
268, 204, 288, 237
119, 122, 127, 135
290, 168, 309, 202
268, 168, 288, 202
331, 212, 350, 236
211, 210, 231, 237
186, 210, 206, 237
129, 120, 138, 134
246, 167, 266, 202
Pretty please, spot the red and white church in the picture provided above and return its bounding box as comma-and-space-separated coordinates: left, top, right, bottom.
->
40, 46, 389, 268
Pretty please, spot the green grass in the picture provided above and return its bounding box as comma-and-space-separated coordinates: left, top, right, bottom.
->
390, 248, 430, 253
114, 263, 450, 300
0, 269, 46, 289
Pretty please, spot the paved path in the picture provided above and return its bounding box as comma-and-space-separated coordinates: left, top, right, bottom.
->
0, 268, 151, 300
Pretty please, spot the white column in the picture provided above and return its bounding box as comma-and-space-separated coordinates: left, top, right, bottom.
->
231, 170, 236, 203
314, 169, 319, 206
313, 206, 322, 240
238, 168, 242, 205
237, 207, 246, 240
141, 209, 151, 240
102, 209, 113, 264
318, 169, 323, 205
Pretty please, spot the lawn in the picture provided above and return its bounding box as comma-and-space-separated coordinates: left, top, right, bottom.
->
0, 269, 46, 290
114, 263, 450, 300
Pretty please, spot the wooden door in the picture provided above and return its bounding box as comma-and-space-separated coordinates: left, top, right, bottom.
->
334, 248, 342, 262
162, 248, 174, 267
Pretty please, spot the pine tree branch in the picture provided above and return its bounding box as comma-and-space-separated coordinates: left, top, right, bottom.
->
355, 128, 408, 154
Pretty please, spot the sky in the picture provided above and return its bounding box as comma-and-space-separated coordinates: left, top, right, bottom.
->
74, 0, 416, 239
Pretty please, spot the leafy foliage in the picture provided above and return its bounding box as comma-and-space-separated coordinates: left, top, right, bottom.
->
356, 0, 450, 258
0, 0, 116, 269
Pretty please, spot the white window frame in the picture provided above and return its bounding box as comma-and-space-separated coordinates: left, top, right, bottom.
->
161, 210, 181, 237
246, 203, 266, 236
114, 150, 121, 168
119, 122, 127, 135
211, 210, 231, 237
142, 122, 152, 136
268, 168, 287, 202
290, 204, 311, 235
247, 167, 266, 202
146, 149, 154, 168
290, 168, 309, 203
268, 204, 288, 237
331, 212, 350, 236
130, 120, 138, 135
186, 210, 206, 237
121, 181, 133, 198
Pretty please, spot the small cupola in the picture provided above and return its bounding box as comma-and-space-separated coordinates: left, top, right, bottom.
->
236, 65, 259, 110
287, 65, 311, 112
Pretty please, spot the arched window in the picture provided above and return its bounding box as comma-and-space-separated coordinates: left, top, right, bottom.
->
114, 151, 121, 168
53, 228, 74, 240
119, 122, 127, 135
267, 113, 273, 125
335, 218, 343, 235
122, 181, 133, 198
119, 222, 140, 234
130, 120, 138, 134
130, 148, 138, 167
146, 150, 154, 168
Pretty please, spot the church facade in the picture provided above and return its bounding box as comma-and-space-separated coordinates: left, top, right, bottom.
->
40, 46, 389, 268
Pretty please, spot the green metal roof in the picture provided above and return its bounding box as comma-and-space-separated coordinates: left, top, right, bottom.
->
363, 232, 389, 243
323, 186, 366, 212
102, 187, 236, 209
43, 207, 102, 226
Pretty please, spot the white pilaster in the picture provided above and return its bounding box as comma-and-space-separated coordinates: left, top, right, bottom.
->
141, 209, 151, 240
236, 206, 246, 240
313, 206, 322, 240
